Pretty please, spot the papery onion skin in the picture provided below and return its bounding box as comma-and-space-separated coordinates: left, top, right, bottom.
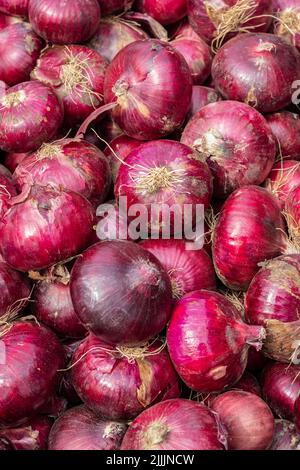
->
14, 139, 111, 206
139, 0, 187, 25
90, 18, 148, 63
140, 239, 216, 300
121, 398, 227, 450
104, 40, 192, 140
261, 362, 300, 420
271, 419, 300, 450
285, 184, 300, 240
266, 112, 300, 160
234, 371, 261, 396
266, 160, 300, 208
0, 81, 63, 153
0, 185, 94, 272
0, 23, 43, 86
28, 0, 101, 45
181, 101, 276, 198
4, 151, 29, 173
212, 33, 300, 113
211, 391, 274, 450
212, 186, 286, 290
0, 261, 30, 319
273, 0, 300, 50
49, 405, 127, 450
245, 255, 300, 326
71, 335, 180, 420
0, 0, 28, 17
0, 416, 52, 450
167, 290, 265, 392
188, 86, 221, 119
0, 322, 65, 425
295, 396, 300, 432
104, 135, 141, 182
0, 170, 17, 219
70, 241, 172, 345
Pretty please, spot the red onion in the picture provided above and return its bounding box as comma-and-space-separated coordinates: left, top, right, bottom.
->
4, 151, 29, 173
104, 135, 141, 182
212, 186, 286, 290
266, 112, 300, 160
181, 101, 276, 198
138, 0, 187, 25
273, 0, 300, 50
187, 0, 271, 45
234, 371, 261, 396
271, 419, 300, 450
31, 264, 86, 338
140, 239, 216, 300
0, 416, 52, 450
13, 139, 111, 206
98, 0, 132, 16
90, 17, 148, 63
247, 347, 268, 372
0, 0, 28, 17
0, 184, 94, 272
121, 398, 227, 450
266, 160, 300, 208
212, 33, 300, 113
188, 86, 221, 119
0, 13, 21, 29
0, 81, 63, 153
100, 116, 123, 143
285, 184, 300, 241
70, 241, 172, 345
261, 362, 300, 420
0, 23, 43, 87
295, 396, 300, 432
28, 0, 101, 45
167, 290, 265, 392
0, 321, 64, 425
71, 335, 180, 420
49, 405, 127, 450
172, 19, 202, 40
0, 169, 17, 219
103, 40, 192, 140
0, 261, 30, 319
211, 391, 274, 450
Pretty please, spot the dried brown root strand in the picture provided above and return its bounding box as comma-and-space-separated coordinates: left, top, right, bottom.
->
263, 319, 300, 364
29, 264, 70, 285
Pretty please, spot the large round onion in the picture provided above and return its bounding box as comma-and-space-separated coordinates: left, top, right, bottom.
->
70, 241, 172, 345
0, 184, 94, 272
0, 81, 63, 153
273, 0, 300, 50
0, 321, 65, 425
28, 0, 101, 44
261, 362, 300, 420
138, 0, 187, 25
71, 335, 180, 420
0, 0, 28, 17
0, 416, 52, 450
266, 112, 300, 160
31, 45, 107, 127
13, 139, 111, 206
103, 40, 192, 140
271, 420, 300, 450
167, 290, 265, 392
121, 399, 227, 450
0, 261, 30, 319
104, 134, 141, 182
0, 23, 43, 86
49, 405, 127, 450
266, 160, 300, 208
212, 33, 300, 113
140, 239, 216, 300
211, 391, 275, 450
212, 186, 286, 290
188, 86, 221, 119
181, 101, 276, 198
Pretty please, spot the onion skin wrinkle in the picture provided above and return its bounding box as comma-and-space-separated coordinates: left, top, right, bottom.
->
271, 419, 300, 450
121, 398, 227, 450
0, 416, 52, 450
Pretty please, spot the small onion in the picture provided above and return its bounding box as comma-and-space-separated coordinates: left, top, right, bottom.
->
167, 290, 265, 392
0, 261, 30, 319
49, 405, 127, 450
138, 0, 187, 25
271, 419, 300, 450
273, 0, 300, 50
70, 241, 172, 345
0, 0, 28, 17
0, 416, 52, 450
211, 391, 275, 450
188, 86, 221, 119
104, 135, 141, 182
0, 81, 63, 153
266, 160, 300, 208
266, 112, 300, 160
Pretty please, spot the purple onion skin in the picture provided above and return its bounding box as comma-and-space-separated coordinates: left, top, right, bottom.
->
212, 33, 300, 113
233, 371, 261, 396
121, 399, 227, 450
0, 416, 52, 450
271, 419, 300, 450
247, 347, 268, 372
0, 13, 21, 30
0, 322, 65, 425
0, 261, 30, 319
295, 396, 300, 432
0, 185, 94, 272
139, 0, 187, 25
98, 0, 132, 16
0, 0, 28, 17
4, 151, 29, 173
181, 101, 276, 198
103, 134, 141, 183
188, 86, 221, 119
0, 171, 17, 219
266, 160, 300, 208
266, 112, 300, 160
261, 362, 300, 420
71, 335, 180, 421
211, 391, 275, 450
28, 0, 101, 44
49, 406, 127, 450
0, 81, 63, 153
104, 40, 192, 140
60, 339, 83, 405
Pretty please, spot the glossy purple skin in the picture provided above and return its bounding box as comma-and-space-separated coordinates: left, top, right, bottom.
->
71, 335, 180, 421
70, 241, 172, 345
0, 416, 52, 450
90, 18, 148, 63
0, 185, 94, 272
0, 322, 65, 425
188, 86, 221, 119
234, 371, 261, 396
181, 101, 276, 198
212, 33, 300, 113
266, 112, 300, 160
245, 255, 300, 326
29, 0, 101, 44
261, 362, 300, 420
0, 0, 28, 16
0, 81, 63, 153
212, 186, 286, 290
104, 40, 192, 140
167, 290, 265, 393
14, 139, 111, 206
0, 23, 43, 86
273, 0, 300, 50
271, 419, 300, 450
140, 0, 187, 25
295, 396, 300, 432
266, 160, 300, 208
121, 399, 227, 450
49, 405, 127, 450
0, 261, 30, 319
211, 391, 275, 450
